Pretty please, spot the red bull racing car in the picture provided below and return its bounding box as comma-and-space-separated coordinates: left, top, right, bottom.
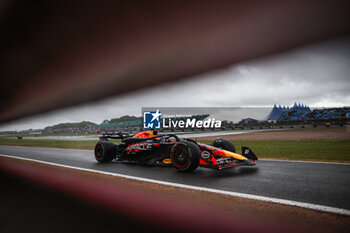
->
94, 130, 258, 172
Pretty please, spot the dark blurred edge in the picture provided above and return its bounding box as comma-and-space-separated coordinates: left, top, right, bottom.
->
0, 165, 161, 233
0, 0, 349, 124
0, 158, 302, 233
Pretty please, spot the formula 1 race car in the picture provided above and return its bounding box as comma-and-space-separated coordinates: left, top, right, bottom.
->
94, 130, 258, 172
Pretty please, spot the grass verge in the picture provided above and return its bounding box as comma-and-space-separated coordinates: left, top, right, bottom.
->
0, 138, 120, 150
0, 138, 97, 150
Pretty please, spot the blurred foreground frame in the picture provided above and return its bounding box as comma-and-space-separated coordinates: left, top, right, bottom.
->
0, 0, 349, 124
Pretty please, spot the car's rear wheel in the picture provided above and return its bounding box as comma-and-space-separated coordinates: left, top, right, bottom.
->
94, 141, 116, 163
171, 141, 199, 172
212, 138, 236, 153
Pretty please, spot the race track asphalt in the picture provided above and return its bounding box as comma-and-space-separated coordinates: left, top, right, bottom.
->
0, 145, 349, 210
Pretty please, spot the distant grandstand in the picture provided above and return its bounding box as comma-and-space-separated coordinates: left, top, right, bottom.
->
265, 102, 349, 122
266, 103, 311, 121
99, 115, 142, 132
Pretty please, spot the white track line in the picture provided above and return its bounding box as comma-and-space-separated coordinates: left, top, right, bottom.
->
1, 153, 349, 216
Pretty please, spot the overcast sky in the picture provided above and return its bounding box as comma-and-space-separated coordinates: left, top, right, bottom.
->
1, 37, 349, 131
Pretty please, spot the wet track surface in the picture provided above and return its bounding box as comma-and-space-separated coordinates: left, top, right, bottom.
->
0, 145, 349, 210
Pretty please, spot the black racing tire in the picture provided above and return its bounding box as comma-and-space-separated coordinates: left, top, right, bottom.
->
94, 141, 116, 163
171, 141, 200, 172
212, 138, 236, 153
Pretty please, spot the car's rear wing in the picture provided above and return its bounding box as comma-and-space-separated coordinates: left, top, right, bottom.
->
99, 131, 133, 141
241, 147, 258, 161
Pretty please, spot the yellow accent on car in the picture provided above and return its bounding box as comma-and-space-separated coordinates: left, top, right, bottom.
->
222, 150, 248, 160
162, 158, 172, 164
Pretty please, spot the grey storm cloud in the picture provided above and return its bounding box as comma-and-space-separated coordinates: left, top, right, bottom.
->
1, 37, 349, 131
